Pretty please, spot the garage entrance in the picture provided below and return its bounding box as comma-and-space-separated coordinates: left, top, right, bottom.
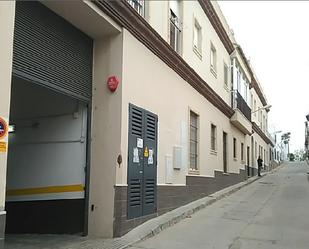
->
5, 1, 93, 234
6, 78, 89, 234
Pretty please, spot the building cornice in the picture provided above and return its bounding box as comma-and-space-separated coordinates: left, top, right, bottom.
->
252, 122, 273, 146
198, 0, 234, 54
94, 0, 234, 118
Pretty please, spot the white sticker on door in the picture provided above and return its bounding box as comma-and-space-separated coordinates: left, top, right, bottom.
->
148, 149, 154, 164
137, 138, 143, 148
133, 147, 139, 163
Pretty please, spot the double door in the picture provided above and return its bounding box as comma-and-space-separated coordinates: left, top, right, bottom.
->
127, 104, 158, 219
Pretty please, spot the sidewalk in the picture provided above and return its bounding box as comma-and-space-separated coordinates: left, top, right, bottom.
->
5, 169, 277, 249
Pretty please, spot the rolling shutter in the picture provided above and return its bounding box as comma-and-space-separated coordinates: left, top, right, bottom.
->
12, 1, 93, 102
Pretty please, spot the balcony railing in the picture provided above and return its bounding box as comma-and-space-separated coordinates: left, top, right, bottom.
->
231, 90, 251, 122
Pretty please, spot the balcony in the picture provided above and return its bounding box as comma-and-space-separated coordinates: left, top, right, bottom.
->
230, 90, 252, 135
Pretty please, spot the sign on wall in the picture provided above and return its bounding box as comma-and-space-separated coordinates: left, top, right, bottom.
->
0, 117, 8, 140
0, 117, 8, 153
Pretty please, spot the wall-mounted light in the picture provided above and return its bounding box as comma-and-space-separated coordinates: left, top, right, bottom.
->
9, 124, 16, 133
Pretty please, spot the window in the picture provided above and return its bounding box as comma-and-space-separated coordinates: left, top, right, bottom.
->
211, 124, 217, 151
224, 63, 229, 88
128, 0, 145, 16
255, 141, 257, 159
193, 19, 202, 56
250, 94, 253, 109
233, 138, 237, 159
170, 3, 181, 54
265, 117, 268, 131
241, 142, 244, 161
210, 44, 217, 74
190, 111, 198, 171
254, 100, 257, 117
258, 108, 262, 126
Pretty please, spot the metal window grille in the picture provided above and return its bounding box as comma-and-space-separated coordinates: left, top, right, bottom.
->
224, 64, 228, 87
211, 124, 217, 151
128, 0, 145, 17
210, 45, 217, 72
170, 10, 181, 53
190, 111, 198, 170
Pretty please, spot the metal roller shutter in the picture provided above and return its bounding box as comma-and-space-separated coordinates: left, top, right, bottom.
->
12, 1, 93, 102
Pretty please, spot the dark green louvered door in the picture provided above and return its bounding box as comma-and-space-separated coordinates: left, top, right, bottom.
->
13, 1, 93, 102
127, 104, 158, 219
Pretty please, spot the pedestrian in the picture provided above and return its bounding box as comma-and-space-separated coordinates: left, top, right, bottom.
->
257, 156, 263, 177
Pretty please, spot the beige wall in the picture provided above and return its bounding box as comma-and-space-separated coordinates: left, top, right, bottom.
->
182, 1, 231, 105
118, 30, 248, 187
145, 1, 231, 105
0, 1, 15, 211
147, 1, 169, 43
88, 34, 124, 237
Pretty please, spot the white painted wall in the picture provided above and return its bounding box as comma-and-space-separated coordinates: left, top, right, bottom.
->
145, 1, 231, 105
0, 1, 15, 212
6, 79, 87, 201
119, 30, 247, 187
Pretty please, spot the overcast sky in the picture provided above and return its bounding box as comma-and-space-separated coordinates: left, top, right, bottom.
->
218, 1, 309, 152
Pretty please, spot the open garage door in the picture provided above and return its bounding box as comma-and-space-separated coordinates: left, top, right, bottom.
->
6, 78, 88, 234
5, 1, 93, 234
12, 1, 93, 102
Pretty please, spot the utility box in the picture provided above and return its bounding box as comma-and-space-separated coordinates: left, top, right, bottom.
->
173, 146, 182, 170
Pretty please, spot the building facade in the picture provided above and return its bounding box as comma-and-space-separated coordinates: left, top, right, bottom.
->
0, 0, 274, 244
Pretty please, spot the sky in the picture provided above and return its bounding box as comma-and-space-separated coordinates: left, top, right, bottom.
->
218, 1, 309, 153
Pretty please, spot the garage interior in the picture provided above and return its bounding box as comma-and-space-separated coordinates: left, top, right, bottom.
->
5, 77, 88, 234
4, 0, 93, 235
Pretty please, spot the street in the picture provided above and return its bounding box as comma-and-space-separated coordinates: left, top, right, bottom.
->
129, 162, 309, 249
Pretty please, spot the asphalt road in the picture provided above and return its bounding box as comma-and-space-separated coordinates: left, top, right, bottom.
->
130, 162, 309, 249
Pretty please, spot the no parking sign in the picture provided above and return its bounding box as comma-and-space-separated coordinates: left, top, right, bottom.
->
0, 117, 8, 153
0, 117, 8, 140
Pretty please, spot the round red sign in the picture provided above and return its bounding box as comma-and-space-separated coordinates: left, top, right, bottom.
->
0, 117, 8, 140
107, 76, 119, 92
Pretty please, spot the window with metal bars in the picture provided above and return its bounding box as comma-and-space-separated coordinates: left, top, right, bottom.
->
190, 111, 198, 171
241, 142, 244, 161
233, 137, 237, 159
170, 9, 181, 53
211, 124, 217, 151
127, 0, 145, 17
224, 63, 229, 88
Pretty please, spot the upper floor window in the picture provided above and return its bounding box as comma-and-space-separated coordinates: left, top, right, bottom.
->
170, 1, 181, 54
193, 19, 202, 57
241, 142, 244, 161
224, 63, 229, 88
254, 100, 257, 117
128, 0, 145, 17
210, 44, 217, 75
